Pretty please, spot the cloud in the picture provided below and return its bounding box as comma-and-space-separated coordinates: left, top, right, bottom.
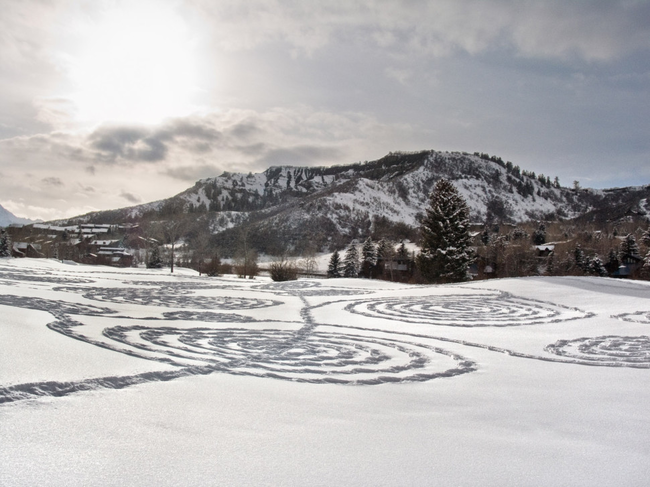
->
119, 191, 142, 204
89, 126, 167, 163
87, 117, 223, 164
41, 176, 64, 187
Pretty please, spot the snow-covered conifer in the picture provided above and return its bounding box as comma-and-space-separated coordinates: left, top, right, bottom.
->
376, 239, 389, 262
620, 234, 640, 258
588, 256, 608, 277
0, 229, 10, 257
574, 245, 586, 270
416, 179, 474, 283
642, 228, 650, 249
343, 244, 360, 278
532, 223, 546, 245
642, 250, 650, 279
327, 250, 342, 278
147, 244, 163, 269
361, 237, 376, 265
360, 237, 377, 278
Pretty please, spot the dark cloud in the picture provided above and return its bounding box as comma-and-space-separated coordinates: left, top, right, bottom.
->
41, 177, 64, 187
89, 126, 167, 163
88, 118, 223, 164
228, 121, 262, 139
119, 190, 142, 204
157, 119, 222, 142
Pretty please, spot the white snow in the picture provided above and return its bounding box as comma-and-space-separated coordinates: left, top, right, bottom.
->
1, 258, 649, 486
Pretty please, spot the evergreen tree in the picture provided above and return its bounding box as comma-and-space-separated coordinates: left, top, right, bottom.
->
147, 244, 163, 269
480, 227, 490, 246
620, 234, 640, 257
416, 179, 474, 283
360, 237, 377, 278
641, 250, 650, 279
605, 249, 620, 275
587, 256, 608, 277
376, 239, 389, 262
0, 229, 10, 257
532, 223, 547, 245
327, 250, 342, 278
343, 244, 360, 278
574, 245, 586, 271
642, 227, 650, 249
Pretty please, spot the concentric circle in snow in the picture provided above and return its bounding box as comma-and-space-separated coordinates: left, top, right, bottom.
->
345, 292, 589, 327
545, 335, 650, 366
55, 286, 282, 310
102, 325, 476, 384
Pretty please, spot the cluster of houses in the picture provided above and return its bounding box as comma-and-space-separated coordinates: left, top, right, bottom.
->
7, 223, 137, 267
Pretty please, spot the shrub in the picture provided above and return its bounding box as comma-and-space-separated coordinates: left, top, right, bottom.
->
269, 258, 299, 281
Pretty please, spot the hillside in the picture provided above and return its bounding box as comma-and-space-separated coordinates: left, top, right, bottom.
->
48, 150, 650, 254
0, 204, 32, 227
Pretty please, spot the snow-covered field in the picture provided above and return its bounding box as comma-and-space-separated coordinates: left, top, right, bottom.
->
1, 258, 649, 486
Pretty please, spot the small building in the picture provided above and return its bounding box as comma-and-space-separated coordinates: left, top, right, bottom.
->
96, 247, 134, 267
12, 242, 44, 258
611, 253, 643, 278
534, 244, 555, 257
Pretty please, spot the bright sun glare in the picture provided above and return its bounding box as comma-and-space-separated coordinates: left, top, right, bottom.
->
68, 2, 199, 125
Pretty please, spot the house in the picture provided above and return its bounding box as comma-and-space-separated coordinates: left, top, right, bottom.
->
96, 247, 134, 267
12, 242, 44, 258
534, 244, 555, 257
375, 256, 415, 281
611, 253, 643, 278
88, 239, 121, 254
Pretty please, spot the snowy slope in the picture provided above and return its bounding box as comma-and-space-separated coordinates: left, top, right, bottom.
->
0, 204, 32, 227
1, 259, 649, 486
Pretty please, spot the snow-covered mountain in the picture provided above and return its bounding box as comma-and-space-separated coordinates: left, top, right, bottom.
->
51, 150, 650, 254
0, 204, 32, 227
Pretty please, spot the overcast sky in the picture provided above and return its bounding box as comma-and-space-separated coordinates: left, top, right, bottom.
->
1, 0, 649, 220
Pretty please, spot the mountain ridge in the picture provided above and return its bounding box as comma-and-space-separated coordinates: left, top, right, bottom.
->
0, 204, 33, 227
44, 150, 650, 254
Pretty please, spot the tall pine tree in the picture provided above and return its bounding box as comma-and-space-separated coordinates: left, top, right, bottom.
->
416, 179, 473, 283
0, 229, 10, 257
147, 243, 163, 269
621, 234, 640, 258
327, 250, 342, 278
343, 244, 360, 278
360, 237, 377, 278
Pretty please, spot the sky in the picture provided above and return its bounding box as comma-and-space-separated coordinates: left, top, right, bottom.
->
1, 0, 649, 221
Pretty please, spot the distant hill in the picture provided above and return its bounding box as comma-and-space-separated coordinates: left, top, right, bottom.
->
0, 204, 32, 227
47, 150, 650, 255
